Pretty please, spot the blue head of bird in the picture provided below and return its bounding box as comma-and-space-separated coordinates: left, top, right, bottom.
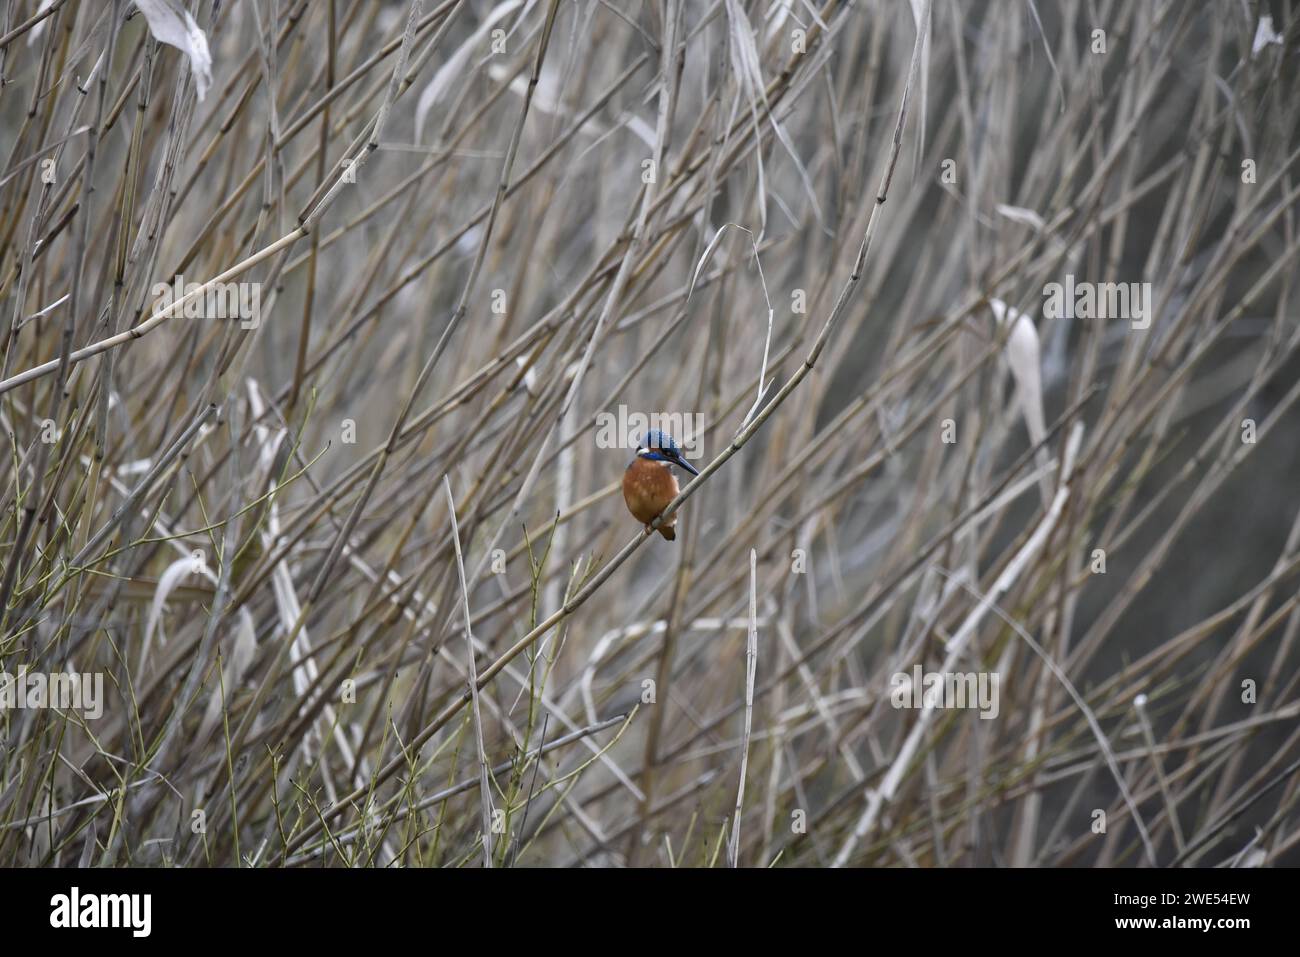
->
636, 429, 700, 476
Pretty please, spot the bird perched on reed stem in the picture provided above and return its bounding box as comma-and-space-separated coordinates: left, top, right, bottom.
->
622, 429, 700, 540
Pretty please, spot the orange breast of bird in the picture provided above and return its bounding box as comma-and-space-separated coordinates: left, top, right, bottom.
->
622, 457, 681, 540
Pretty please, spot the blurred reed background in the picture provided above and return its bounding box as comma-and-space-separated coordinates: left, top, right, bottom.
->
1, 0, 1299, 867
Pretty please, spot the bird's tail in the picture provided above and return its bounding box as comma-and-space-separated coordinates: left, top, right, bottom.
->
658, 524, 676, 541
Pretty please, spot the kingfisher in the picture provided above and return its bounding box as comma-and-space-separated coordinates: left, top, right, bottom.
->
622, 429, 700, 541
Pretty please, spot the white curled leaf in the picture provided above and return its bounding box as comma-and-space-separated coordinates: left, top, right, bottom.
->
989, 298, 1046, 449
1240, 847, 1267, 867
994, 204, 1046, 231
141, 553, 216, 672
132, 0, 213, 101
27, 0, 55, 47
1252, 17, 1283, 57
414, 1, 526, 142
991, 299, 1053, 504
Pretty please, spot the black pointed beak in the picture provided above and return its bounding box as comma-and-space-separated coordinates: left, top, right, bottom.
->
669, 451, 700, 476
